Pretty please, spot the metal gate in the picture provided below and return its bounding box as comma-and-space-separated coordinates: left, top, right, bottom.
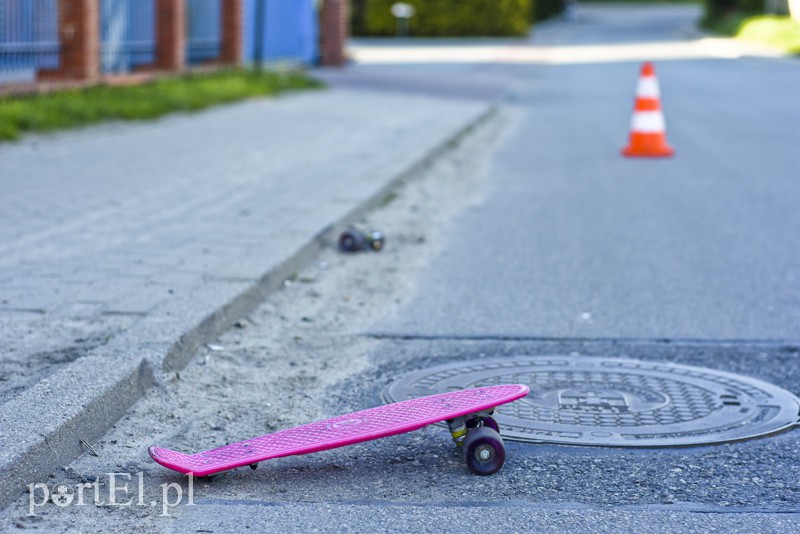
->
100, 0, 156, 74
244, 0, 318, 65
0, 0, 60, 83
186, 0, 221, 65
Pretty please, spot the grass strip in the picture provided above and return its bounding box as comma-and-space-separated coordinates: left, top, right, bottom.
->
736, 15, 800, 54
0, 68, 324, 142
703, 13, 800, 54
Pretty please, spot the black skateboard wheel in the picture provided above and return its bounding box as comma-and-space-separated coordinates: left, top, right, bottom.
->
463, 427, 505, 476
339, 230, 366, 253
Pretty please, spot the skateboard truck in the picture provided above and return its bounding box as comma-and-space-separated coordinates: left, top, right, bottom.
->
446, 416, 468, 446
338, 229, 385, 253
447, 408, 498, 446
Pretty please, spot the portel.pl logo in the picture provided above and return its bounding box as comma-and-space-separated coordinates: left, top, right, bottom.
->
28, 472, 194, 517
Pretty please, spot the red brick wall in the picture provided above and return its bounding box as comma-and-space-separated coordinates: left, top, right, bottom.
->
40, 0, 100, 81
155, 0, 186, 71
220, 0, 243, 64
320, 0, 348, 67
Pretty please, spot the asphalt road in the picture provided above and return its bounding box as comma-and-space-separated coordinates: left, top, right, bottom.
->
377, 56, 800, 340
373, 13, 800, 341
327, 4, 800, 530
2, 5, 798, 533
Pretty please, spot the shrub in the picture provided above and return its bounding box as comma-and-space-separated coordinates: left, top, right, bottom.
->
533, 0, 565, 22
737, 15, 800, 53
701, 0, 764, 30
353, 0, 533, 37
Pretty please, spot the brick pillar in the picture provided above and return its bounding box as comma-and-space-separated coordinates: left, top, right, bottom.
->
220, 0, 243, 64
40, 0, 100, 81
320, 0, 348, 67
155, 0, 186, 71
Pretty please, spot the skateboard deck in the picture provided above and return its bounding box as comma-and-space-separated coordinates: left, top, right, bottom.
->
149, 384, 529, 477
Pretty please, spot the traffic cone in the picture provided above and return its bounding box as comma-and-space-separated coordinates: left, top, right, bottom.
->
622, 62, 674, 158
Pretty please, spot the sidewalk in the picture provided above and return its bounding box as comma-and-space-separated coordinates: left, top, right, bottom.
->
0, 85, 494, 507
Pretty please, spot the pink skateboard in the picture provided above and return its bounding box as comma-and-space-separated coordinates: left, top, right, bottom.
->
149, 384, 529, 477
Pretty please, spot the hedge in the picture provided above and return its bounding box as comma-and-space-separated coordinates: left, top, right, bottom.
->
701, 0, 764, 29
533, 0, 565, 22
352, 0, 533, 37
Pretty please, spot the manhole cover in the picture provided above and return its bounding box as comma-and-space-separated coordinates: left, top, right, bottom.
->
385, 357, 800, 447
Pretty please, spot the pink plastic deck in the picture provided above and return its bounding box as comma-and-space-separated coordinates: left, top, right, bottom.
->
149, 384, 529, 476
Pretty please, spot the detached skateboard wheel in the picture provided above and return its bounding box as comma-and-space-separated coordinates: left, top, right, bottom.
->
364, 231, 385, 252
339, 229, 385, 253
339, 230, 366, 253
463, 427, 505, 476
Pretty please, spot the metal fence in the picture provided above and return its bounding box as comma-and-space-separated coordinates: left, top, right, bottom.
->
1, 0, 319, 87
100, 0, 156, 74
186, 0, 221, 65
0, 0, 60, 84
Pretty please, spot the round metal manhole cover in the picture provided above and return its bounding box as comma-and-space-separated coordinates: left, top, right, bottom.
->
384, 356, 800, 447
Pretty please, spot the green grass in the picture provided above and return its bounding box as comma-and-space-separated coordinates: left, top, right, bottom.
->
0, 68, 324, 142
703, 13, 800, 54
736, 15, 800, 54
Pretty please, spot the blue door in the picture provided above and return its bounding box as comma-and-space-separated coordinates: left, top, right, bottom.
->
244, 0, 318, 65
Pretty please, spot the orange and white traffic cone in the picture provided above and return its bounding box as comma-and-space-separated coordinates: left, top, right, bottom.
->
622, 62, 674, 158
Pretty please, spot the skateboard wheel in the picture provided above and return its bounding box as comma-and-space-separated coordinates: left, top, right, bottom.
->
339, 230, 366, 253
365, 231, 385, 252
466, 416, 499, 434
463, 427, 505, 476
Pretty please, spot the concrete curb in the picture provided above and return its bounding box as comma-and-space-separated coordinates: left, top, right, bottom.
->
0, 101, 498, 510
